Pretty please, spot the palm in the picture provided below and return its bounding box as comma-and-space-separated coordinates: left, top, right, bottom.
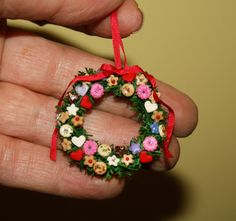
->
0, 0, 197, 199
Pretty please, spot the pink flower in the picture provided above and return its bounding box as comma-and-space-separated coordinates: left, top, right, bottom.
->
136, 84, 151, 100
83, 140, 98, 155
143, 136, 158, 151
90, 83, 104, 99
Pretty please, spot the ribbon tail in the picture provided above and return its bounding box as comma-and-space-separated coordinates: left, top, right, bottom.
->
50, 128, 58, 161
161, 99, 175, 158
153, 90, 175, 159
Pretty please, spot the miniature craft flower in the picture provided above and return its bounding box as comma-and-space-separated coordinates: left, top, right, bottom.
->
98, 144, 112, 157
151, 110, 164, 122
114, 146, 128, 157
143, 136, 158, 151
72, 115, 84, 127
121, 154, 134, 166
136, 84, 151, 100
90, 83, 104, 99
129, 143, 141, 155
121, 83, 135, 97
84, 155, 96, 167
58, 111, 69, 123
136, 74, 148, 85
59, 124, 73, 138
150, 122, 159, 134
68, 92, 78, 102
93, 161, 107, 175
61, 138, 72, 151
67, 103, 79, 116
107, 155, 120, 167
159, 124, 166, 137
107, 75, 119, 86
149, 91, 161, 103
83, 140, 98, 155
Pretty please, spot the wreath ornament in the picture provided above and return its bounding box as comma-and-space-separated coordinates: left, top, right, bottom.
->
50, 12, 175, 179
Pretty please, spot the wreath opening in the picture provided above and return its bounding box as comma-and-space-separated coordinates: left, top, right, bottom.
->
55, 68, 169, 179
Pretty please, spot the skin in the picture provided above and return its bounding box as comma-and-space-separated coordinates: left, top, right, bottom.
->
0, 0, 198, 199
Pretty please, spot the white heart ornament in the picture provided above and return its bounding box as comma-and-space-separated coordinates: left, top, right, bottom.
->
71, 135, 86, 147
144, 101, 158, 113
75, 84, 89, 96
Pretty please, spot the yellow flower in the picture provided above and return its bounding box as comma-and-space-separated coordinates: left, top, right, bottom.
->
136, 74, 148, 85
149, 91, 161, 103
159, 124, 166, 137
93, 162, 107, 175
121, 83, 135, 97
84, 155, 96, 167
58, 111, 69, 123
71, 115, 84, 127
61, 138, 72, 151
107, 75, 119, 86
121, 154, 134, 166
151, 110, 164, 122
98, 144, 112, 157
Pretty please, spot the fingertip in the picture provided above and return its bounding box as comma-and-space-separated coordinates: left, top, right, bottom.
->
84, 0, 143, 38
158, 81, 199, 137
90, 178, 125, 199
151, 136, 180, 172
57, 161, 125, 199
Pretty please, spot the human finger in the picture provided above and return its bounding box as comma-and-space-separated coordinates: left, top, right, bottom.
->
0, 82, 140, 147
0, 134, 124, 199
0, 29, 198, 137
0, 0, 142, 37
151, 136, 180, 171
0, 82, 180, 171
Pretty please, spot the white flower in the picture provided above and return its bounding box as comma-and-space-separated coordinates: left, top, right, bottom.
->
66, 103, 79, 116
136, 74, 148, 85
59, 124, 73, 138
107, 155, 120, 167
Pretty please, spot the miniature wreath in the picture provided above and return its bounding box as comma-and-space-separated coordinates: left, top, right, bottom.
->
55, 68, 169, 179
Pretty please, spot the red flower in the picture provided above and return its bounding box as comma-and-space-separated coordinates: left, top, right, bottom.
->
139, 151, 153, 163
122, 73, 136, 82
80, 95, 93, 109
70, 149, 84, 161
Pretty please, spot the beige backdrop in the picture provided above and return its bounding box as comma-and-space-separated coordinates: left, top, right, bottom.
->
8, 0, 236, 220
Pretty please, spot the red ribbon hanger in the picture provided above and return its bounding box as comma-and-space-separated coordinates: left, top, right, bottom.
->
50, 11, 174, 161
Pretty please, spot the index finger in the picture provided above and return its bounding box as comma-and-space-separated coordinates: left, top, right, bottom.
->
0, 29, 198, 137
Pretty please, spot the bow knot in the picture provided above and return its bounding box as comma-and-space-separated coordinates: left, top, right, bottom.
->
100, 63, 145, 83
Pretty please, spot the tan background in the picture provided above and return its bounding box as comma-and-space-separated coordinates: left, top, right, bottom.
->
2, 0, 235, 220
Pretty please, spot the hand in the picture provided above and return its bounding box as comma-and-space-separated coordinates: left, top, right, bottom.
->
0, 0, 198, 199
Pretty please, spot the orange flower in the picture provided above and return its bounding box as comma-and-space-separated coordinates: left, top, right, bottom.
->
72, 115, 84, 127
151, 110, 164, 122
61, 138, 72, 151
107, 75, 119, 86
58, 111, 69, 123
121, 154, 134, 166
84, 155, 96, 167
